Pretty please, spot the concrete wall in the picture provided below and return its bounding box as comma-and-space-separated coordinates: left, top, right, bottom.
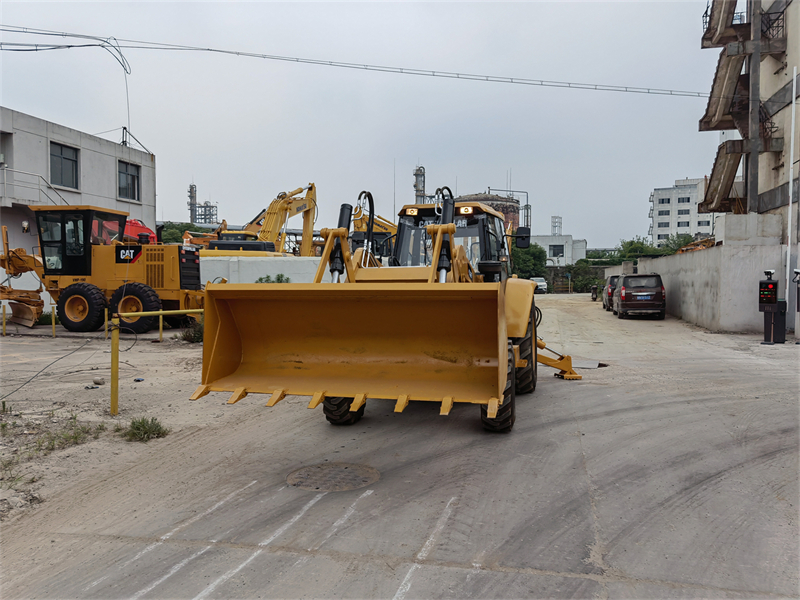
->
200, 256, 323, 284
638, 244, 787, 333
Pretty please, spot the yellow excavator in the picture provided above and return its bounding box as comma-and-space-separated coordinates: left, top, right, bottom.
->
199, 184, 318, 256
192, 188, 581, 432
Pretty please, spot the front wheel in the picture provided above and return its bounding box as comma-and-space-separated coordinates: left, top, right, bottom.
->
511, 300, 537, 395
323, 396, 364, 425
481, 343, 516, 432
57, 283, 107, 332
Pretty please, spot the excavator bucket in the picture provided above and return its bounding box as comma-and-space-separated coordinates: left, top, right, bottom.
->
8, 302, 43, 328
196, 283, 509, 407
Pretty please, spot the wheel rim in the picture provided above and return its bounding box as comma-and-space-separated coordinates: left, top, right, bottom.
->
119, 295, 143, 322
64, 295, 89, 322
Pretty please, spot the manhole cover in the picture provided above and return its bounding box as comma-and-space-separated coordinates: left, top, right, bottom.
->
287, 462, 380, 492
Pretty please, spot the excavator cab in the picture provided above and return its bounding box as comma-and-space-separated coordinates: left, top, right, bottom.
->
33, 207, 128, 276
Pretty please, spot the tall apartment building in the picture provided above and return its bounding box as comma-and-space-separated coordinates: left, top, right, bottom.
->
648, 178, 712, 246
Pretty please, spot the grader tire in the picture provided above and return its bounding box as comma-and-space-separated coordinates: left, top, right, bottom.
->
110, 283, 162, 334
57, 283, 107, 332
481, 343, 516, 432
323, 396, 365, 426
511, 301, 537, 395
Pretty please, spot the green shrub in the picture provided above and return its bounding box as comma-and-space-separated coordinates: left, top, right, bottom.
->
255, 274, 291, 283
37, 311, 61, 325
123, 417, 170, 442
181, 316, 204, 343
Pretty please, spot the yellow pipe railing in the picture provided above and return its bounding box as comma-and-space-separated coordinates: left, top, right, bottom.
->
109, 309, 203, 416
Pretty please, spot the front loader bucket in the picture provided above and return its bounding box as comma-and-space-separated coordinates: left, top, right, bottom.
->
8, 302, 42, 328
199, 283, 508, 406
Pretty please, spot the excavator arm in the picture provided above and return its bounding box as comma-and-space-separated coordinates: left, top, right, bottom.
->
255, 184, 317, 256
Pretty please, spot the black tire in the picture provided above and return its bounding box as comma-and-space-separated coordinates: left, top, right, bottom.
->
323, 396, 364, 426
511, 300, 537, 395
657, 310, 666, 320
110, 283, 162, 334
618, 310, 626, 319
481, 343, 516, 432
57, 283, 107, 332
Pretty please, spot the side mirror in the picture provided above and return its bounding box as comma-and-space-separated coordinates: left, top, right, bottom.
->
515, 227, 530, 249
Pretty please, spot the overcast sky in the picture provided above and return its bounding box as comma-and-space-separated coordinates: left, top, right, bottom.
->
1, 1, 722, 248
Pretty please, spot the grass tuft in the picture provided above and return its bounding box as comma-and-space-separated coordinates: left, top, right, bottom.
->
123, 417, 170, 442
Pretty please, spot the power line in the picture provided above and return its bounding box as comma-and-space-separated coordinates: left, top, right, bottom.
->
0, 23, 712, 100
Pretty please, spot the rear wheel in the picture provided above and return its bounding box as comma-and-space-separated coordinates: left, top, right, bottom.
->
511, 301, 537, 395
110, 283, 162, 334
481, 343, 516, 432
57, 283, 106, 332
618, 310, 626, 319
323, 396, 364, 426
657, 310, 666, 320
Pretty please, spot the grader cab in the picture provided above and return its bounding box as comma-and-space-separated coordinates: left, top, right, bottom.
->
193, 189, 581, 432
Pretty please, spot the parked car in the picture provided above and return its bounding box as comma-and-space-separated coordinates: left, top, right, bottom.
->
612, 273, 666, 319
602, 275, 619, 311
531, 277, 548, 294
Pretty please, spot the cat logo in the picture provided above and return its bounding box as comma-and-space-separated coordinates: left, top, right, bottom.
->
116, 246, 142, 264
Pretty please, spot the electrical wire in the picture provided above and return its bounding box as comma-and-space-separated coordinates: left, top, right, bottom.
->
0, 24, 716, 101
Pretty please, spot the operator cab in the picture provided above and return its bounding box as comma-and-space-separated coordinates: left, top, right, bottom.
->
391, 203, 513, 281
30, 206, 128, 276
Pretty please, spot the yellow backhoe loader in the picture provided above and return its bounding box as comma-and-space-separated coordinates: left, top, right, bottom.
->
201, 184, 318, 256
192, 189, 581, 432
1, 206, 203, 333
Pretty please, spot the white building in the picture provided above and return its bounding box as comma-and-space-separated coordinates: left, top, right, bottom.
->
648, 178, 712, 247
531, 235, 587, 267
0, 107, 157, 306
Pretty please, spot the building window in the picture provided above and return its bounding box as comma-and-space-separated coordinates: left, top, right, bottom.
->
658, 210, 670, 216
50, 142, 78, 189
657, 234, 669, 240
118, 161, 140, 201
678, 209, 690, 215
658, 198, 671, 204
678, 197, 691, 203
549, 244, 564, 258
698, 220, 711, 227
677, 221, 690, 228
658, 222, 669, 228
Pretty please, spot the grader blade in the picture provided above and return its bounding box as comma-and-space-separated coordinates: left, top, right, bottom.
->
198, 283, 509, 407
9, 302, 43, 328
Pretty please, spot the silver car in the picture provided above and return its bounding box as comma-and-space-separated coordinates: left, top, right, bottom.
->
531, 277, 548, 294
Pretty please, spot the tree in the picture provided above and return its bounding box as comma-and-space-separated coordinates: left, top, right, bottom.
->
617, 236, 663, 259
510, 240, 546, 279
159, 222, 211, 245
659, 233, 695, 254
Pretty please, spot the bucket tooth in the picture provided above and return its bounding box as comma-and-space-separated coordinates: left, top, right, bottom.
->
266, 389, 287, 407
439, 397, 454, 416
394, 395, 410, 413
190, 385, 211, 401
350, 393, 367, 412
486, 397, 499, 419
308, 391, 326, 409
227, 387, 248, 404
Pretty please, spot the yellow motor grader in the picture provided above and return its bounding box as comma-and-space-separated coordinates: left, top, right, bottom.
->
1, 205, 203, 333
192, 189, 580, 432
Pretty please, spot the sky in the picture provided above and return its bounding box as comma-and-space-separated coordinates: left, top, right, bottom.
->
1, 1, 723, 248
